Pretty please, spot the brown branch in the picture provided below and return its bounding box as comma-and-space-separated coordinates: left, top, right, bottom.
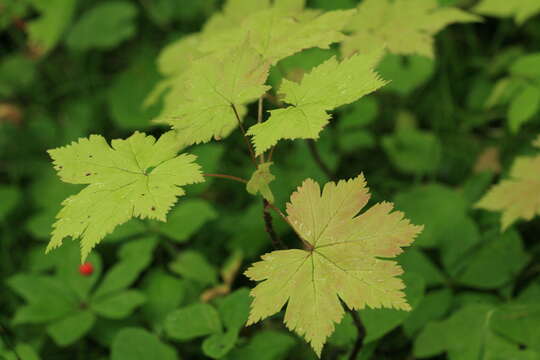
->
306, 139, 334, 181
262, 199, 287, 250
231, 104, 258, 166
347, 308, 366, 360
204, 173, 248, 184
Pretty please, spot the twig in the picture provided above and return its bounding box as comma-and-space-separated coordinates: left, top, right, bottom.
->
264, 201, 313, 251
258, 97, 265, 163
347, 308, 366, 360
306, 139, 334, 180
231, 104, 258, 166
204, 173, 248, 184
262, 199, 287, 249
267, 145, 276, 162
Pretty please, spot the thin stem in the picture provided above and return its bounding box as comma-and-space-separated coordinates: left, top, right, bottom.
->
231, 104, 258, 166
262, 199, 287, 249
306, 139, 334, 181
265, 201, 312, 251
258, 97, 265, 163
347, 308, 366, 360
267, 145, 276, 162
204, 173, 248, 184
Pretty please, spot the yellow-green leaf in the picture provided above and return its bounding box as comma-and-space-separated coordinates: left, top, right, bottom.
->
342, 0, 480, 58
246, 162, 275, 202
163, 42, 270, 145
245, 175, 422, 356
200, 8, 354, 64
156, 34, 205, 77
247, 49, 386, 155
474, 0, 540, 24
476, 148, 540, 230
47, 131, 203, 261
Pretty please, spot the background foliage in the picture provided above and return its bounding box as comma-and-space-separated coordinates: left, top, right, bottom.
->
1, 0, 540, 359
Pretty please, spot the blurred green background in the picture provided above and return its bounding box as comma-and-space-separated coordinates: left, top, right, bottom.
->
1, 0, 540, 359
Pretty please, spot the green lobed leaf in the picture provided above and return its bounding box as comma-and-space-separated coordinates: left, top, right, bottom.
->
248, 49, 387, 155
200, 7, 354, 65
162, 42, 269, 145
47, 131, 203, 261
245, 175, 423, 356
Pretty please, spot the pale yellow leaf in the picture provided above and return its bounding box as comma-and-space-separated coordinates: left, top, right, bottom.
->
342, 0, 480, 58
245, 175, 422, 356
476, 153, 540, 230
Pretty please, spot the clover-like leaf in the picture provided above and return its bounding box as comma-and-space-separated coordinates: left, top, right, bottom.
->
473, 0, 540, 25
245, 175, 423, 356
476, 139, 540, 230
342, 0, 480, 58
47, 131, 203, 261
247, 49, 386, 155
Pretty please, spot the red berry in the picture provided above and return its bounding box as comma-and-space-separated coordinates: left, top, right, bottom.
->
79, 262, 94, 276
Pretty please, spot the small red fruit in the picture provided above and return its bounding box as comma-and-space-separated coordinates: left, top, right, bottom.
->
79, 262, 94, 276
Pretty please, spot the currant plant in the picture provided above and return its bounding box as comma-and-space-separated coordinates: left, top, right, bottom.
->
42, 0, 487, 356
